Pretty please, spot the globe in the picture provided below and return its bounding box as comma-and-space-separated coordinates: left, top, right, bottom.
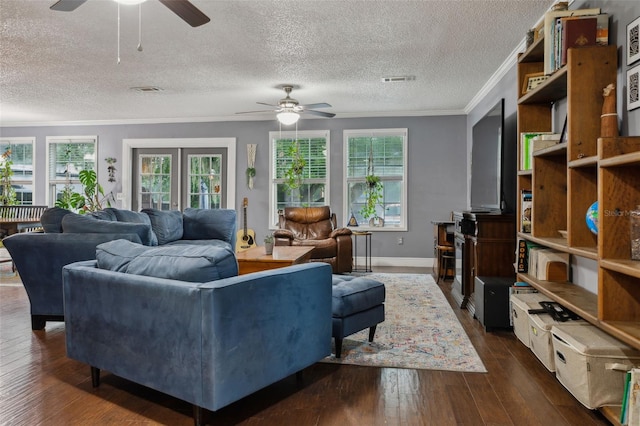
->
586, 201, 598, 235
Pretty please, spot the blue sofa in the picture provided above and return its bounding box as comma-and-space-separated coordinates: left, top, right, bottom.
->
62, 259, 332, 425
3, 207, 237, 330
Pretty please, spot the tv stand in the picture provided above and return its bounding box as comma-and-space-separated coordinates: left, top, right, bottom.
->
452, 211, 515, 315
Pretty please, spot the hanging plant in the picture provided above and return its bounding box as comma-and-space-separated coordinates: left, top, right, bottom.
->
359, 145, 383, 225
0, 148, 17, 206
284, 142, 306, 191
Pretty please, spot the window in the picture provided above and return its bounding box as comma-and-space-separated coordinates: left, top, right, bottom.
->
46, 136, 97, 206
269, 130, 329, 226
0, 137, 35, 205
187, 154, 222, 209
344, 129, 407, 230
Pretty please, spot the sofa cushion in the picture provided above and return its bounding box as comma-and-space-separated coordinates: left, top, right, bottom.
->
61, 213, 155, 246
90, 209, 117, 221
41, 207, 72, 233
96, 239, 153, 272
331, 276, 385, 317
125, 245, 238, 282
142, 208, 183, 245
164, 238, 232, 250
109, 208, 158, 246
182, 208, 236, 243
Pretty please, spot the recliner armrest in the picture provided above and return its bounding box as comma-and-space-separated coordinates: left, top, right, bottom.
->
329, 227, 352, 238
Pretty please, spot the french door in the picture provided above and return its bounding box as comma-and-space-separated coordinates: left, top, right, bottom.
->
123, 138, 236, 212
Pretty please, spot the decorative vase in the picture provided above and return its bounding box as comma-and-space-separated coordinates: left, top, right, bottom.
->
631, 206, 640, 260
265, 242, 273, 255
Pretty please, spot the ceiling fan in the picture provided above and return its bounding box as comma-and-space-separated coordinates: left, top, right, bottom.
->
236, 86, 336, 125
50, 0, 210, 27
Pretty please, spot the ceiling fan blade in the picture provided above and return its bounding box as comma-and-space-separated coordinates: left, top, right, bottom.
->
235, 110, 274, 115
304, 109, 336, 118
50, 0, 87, 12
158, 0, 210, 27
256, 102, 279, 107
300, 103, 332, 109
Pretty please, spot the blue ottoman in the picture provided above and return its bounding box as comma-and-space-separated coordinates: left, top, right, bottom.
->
331, 275, 385, 358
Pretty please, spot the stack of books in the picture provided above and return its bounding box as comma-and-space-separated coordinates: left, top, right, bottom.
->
520, 132, 560, 171
543, 8, 609, 75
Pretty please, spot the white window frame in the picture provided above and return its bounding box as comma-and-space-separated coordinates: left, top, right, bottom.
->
343, 128, 408, 231
0, 137, 36, 205
46, 136, 98, 206
268, 130, 330, 228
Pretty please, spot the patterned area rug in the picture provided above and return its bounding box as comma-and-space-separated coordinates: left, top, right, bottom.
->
322, 273, 487, 373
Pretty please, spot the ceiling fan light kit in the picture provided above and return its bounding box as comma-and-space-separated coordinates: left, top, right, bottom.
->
277, 111, 300, 126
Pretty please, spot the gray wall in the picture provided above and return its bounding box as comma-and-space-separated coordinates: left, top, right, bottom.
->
4, 0, 638, 265
0, 115, 467, 264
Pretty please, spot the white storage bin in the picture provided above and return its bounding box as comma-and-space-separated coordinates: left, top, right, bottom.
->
528, 314, 587, 372
510, 292, 546, 348
552, 324, 640, 409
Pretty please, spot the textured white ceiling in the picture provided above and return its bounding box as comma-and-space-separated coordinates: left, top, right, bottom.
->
0, 0, 554, 126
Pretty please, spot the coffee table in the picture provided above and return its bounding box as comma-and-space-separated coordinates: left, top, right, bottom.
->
236, 245, 314, 275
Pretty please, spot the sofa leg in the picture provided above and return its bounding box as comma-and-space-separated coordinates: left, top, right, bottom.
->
31, 315, 46, 330
335, 337, 343, 358
91, 366, 100, 388
193, 405, 205, 426
368, 325, 377, 343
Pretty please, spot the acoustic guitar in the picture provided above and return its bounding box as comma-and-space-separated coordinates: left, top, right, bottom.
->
236, 197, 256, 252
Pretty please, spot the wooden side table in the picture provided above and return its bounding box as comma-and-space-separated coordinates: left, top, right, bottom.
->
352, 231, 372, 272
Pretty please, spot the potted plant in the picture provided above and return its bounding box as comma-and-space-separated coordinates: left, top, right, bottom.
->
264, 234, 274, 255
0, 148, 17, 206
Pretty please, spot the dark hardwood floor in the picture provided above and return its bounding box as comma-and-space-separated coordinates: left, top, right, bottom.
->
0, 267, 610, 425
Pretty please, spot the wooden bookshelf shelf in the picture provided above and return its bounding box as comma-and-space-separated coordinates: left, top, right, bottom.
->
517, 273, 599, 324
517, 169, 532, 176
600, 259, 640, 279
518, 67, 567, 105
599, 151, 640, 167
532, 141, 567, 157
568, 156, 598, 168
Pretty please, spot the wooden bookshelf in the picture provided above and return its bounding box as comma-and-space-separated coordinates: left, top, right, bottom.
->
516, 46, 640, 352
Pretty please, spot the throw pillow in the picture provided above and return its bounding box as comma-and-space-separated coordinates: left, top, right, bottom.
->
96, 239, 152, 272
40, 207, 72, 233
141, 208, 183, 245
61, 213, 155, 246
125, 245, 238, 282
182, 208, 236, 243
110, 208, 158, 246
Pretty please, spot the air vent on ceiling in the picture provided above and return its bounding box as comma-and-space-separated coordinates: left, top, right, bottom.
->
380, 76, 416, 83
130, 86, 163, 92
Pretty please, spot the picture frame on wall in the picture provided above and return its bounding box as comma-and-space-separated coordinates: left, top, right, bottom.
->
627, 64, 640, 111
628, 16, 640, 66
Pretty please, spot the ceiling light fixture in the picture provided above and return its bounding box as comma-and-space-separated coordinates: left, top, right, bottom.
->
114, 0, 147, 5
277, 110, 300, 126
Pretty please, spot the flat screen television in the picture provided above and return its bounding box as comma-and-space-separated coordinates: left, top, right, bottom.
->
470, 98, 513, 212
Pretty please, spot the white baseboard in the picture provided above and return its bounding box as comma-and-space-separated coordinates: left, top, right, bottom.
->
354, 256, 435, 268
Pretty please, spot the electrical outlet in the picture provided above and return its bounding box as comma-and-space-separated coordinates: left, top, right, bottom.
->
116, 192, 124, 200
397, 237, 403, 245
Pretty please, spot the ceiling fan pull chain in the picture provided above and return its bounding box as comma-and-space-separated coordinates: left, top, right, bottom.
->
137, 3, 143, 52
117, 3, 121, 64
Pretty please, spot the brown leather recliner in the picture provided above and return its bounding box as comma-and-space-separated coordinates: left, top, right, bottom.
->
274, 206, 353, 274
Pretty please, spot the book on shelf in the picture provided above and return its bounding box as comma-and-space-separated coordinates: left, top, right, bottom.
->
560, 16, 598, 67
528, 247, 569, 281
521, 191, 532, 233
627, 368, 640, 426
517, 239, 544, 274
520, 132, 558, 171
622, 371, 632, 425
543, 7, 601, 75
